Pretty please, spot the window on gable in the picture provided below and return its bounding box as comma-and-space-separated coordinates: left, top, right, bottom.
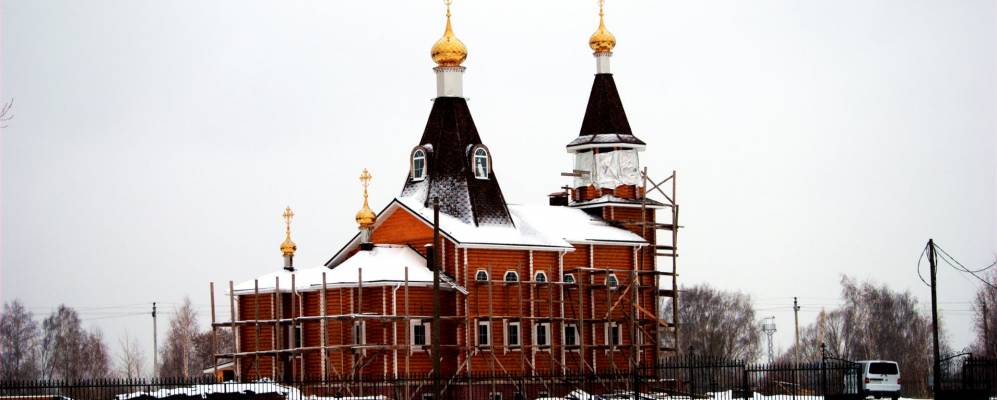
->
412, 148, 427, 181
504, 271, 519, 282
473, 147, 489, 179
534, 271, 547, 283
606, 273, 619, 289
563, 273, 575, 285
506, 321, 520, 348
475, 270, 489, 282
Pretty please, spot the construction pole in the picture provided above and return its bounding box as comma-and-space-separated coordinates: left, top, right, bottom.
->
152, 302, 158, 377
928, 239, 941, 396
793, 297, 800, 365
431, 197, 442, 400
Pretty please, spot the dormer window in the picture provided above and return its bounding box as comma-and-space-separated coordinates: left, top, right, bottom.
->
411, 148, 427, 181
472, 147, 489, 180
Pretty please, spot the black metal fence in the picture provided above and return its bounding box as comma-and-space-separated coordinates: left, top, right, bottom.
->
937, 354, 997, 400
0, 355, 873, 400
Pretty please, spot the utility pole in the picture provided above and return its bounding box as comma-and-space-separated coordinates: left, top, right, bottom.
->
152, 302, 158, 377
928, 239, 941, 396
793, 297, 800, 365
431, 197, 441, 400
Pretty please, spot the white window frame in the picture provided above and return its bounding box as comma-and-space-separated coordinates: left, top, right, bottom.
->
477, 320, 492, 348
504, 270, 519, 282
505, 320, 521, 349
353, 321, 366, 346
606, 273, 619, 290
489, 393, 502, 400
412, 148, 427, 181
534, 322, 551, 348
409, 319, 429, 350
564, 324, 579, 348
475, 269, 489, 282
563, 273, 575, 285
473, 147, 490, 180
606, 322, 620, 348
534, 271, 547, 283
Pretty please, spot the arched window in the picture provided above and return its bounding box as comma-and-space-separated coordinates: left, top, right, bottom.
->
534, 271, 547, 283
563, 274, 575, 285
504, 271, 519, 282
475, 270, 489, 282
473, 148, 489, 179
606, 274, 619, 289
412, 148, 427, 181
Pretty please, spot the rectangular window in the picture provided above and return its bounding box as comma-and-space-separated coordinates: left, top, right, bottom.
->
535, 322, 550, 347
489, 393, 502, 400
506, 321, 520, 348
478, 320, 491, 347
353, 321, 365, 345
564, 324, 578, 347
607, 323, 620, 347
410, 320, 429, 348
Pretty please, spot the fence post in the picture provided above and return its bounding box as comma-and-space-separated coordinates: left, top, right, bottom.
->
820, 343, 828, 397
687, 346, 695, 398
742, 362, 750, 399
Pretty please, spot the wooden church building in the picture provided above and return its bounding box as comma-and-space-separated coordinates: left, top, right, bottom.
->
210, 0, 681, 389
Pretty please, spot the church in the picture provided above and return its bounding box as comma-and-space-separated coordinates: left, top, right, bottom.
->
209, 0, 680, 391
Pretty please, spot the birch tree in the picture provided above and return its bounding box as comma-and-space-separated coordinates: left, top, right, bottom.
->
0, 300, 41, 381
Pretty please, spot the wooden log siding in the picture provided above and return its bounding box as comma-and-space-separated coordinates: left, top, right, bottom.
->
233, 207, 661, 380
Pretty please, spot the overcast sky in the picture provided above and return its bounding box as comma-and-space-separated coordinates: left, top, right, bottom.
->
2, 0, 995, 374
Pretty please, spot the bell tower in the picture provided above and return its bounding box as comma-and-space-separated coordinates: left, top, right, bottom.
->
564, 0, 647, 206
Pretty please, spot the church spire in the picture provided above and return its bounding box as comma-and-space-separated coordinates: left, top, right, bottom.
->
399, 0, 513, 226
355, 169, 377, 246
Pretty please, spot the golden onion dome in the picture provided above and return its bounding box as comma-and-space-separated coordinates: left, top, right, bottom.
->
589, 4, 616, 53
356, 169, 377, 229
431, 4, 467, 67
280, 207, 297, 256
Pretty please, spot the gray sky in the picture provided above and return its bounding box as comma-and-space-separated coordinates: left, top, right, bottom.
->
2, 0, 995, 374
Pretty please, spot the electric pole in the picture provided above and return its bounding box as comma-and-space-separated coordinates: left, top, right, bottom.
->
431, 197, 441, 400
928, 239, 941, 396
152, 302, 158, 377
793, 297, 800, 365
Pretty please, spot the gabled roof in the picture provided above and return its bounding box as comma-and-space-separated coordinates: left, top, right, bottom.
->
568, 73, 646, 151
400, 97, 513, 226
325, 197, 647, 267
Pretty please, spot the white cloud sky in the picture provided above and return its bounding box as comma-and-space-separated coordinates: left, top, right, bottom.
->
2, 0, 995, 372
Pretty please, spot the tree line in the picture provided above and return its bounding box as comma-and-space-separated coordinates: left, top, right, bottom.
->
668, 273, 996, 396
0, 297, 231, 381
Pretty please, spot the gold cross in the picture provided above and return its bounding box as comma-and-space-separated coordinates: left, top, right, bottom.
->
359, 169, 372, 194
282, 206, 294, 233
599, 0, 605, 17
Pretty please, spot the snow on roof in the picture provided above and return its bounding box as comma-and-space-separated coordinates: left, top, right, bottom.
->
394, 197, 646, 247
570, 194, 668, 209
234, 245, 444, 294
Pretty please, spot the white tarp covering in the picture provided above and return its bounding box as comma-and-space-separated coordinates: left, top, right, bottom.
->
574, 150, 641, 189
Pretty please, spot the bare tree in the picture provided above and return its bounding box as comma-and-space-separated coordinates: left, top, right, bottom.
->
971, 270, 997, 357
117, 332, 146, 379
194, 328, 234, 373
159, 298, 200, 378
669, 284, 761, 361
0, 299, 41, 381
81, 330, 112, 379
779, 276, 943, 397
39, 305, 111, 381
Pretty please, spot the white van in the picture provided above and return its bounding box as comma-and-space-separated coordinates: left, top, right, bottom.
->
849, 360, 901, 399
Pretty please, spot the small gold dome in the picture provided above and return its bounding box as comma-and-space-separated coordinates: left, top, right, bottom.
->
356, 169, 377, 229
431, 5, 467, 67
589, 5, 616, 53
280, 206, 297, 256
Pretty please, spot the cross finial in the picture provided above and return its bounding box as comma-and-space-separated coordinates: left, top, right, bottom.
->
444, 0, 453, 17
283, 206, 294, 234
599, 0, 605, 17
359, 169, 372, 196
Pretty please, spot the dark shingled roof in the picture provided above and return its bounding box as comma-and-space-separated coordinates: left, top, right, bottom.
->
568, 73, 646, 148
400, 97, 514, 226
